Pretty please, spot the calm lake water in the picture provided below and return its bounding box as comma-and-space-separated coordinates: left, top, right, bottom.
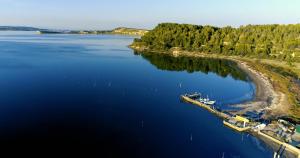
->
0, 31, 272, 157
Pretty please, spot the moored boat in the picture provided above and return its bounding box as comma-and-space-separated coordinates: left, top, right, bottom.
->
198, 95, 216, 105
183, 92, 216, 105
184, 92, 201, 99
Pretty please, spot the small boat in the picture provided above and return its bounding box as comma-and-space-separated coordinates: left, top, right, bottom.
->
204, 100, 216, 105
198, 98, 204, 102
185, 92, 201, 99
183, 92, 216, 105
198, 95, 216, 105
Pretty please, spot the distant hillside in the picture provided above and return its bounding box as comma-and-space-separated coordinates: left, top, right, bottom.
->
112, 27, 149, 36
37, 27, 149, 36
0, 26, 40, 31
0, 25, 148, 36
132, 23, 300, 61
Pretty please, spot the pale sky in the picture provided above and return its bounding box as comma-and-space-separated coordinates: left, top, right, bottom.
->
0, 0, 300, 30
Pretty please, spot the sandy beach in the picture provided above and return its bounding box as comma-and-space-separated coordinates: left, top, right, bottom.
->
231, 60, 289, 118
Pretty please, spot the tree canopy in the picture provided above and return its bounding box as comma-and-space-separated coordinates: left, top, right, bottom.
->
132, 23, 300, 61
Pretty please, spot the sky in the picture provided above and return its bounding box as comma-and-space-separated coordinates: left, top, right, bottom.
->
0, 0, 300, 30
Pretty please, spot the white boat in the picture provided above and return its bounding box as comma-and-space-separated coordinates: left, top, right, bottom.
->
198, 96, 216, 105
204, 100, 216, 105
185, 92, 216, 105
185, 92, 201, 99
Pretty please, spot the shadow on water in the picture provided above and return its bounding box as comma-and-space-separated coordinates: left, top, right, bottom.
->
135, 51, 249, 82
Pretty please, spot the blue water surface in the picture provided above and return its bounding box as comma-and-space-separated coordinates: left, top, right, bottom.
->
0, 31, 272, 157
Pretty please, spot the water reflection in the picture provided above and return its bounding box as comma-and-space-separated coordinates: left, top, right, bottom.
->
136, 52, 249, 81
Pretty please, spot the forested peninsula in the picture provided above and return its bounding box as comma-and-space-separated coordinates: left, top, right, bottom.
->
132, 23, 300, 61
131, 23, 300, 121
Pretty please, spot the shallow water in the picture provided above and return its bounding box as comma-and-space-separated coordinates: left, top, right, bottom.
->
0, 31, 272, 157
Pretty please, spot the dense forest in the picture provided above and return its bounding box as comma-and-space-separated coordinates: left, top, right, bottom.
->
136, 52, 249, 81
132, 23, 300, 61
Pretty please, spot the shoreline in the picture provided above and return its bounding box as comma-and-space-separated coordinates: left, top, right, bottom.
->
133, 46, 293, 118
131, 46, 282, 117
131, 46, 298, 158
230, 60, 280, 117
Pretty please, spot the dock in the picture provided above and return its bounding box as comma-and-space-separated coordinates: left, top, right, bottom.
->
181, 94, 250, 132
255, 130, 300, 158
181, 95, 229, 119
181, 93, 300, 158
223, 120, 251, 132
